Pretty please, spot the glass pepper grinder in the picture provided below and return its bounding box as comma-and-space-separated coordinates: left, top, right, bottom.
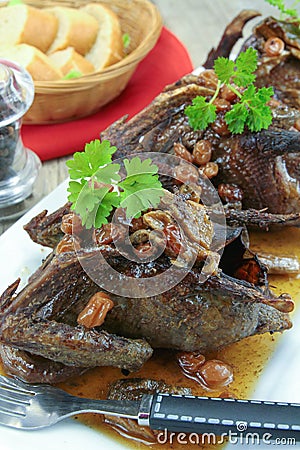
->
0, 58, 41, 221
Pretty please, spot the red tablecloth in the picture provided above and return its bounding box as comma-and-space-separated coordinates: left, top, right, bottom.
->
22, 28, 193, 161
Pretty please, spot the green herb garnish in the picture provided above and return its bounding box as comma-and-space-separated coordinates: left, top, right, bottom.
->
63, 70, 82, 80
122, 33, 131, 49
67, 140, 163, 229
185, 48, 274, 134
119, 157, 163, 219
8, 0, 23, 5
264, 0, 300, 19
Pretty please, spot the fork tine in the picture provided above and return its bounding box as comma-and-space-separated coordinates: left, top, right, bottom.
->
0, 390, 31, 405
0, 375, 35, 394
0, 399, 26, 417
0, 411, 26, 429
0, 376, 30, 423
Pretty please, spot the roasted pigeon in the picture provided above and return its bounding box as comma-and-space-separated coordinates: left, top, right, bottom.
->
23, 63, 300, 252
20, 15, 300, 253
203, 12, 300, 218
0, 193, 293, 383
100, 78, 300, 216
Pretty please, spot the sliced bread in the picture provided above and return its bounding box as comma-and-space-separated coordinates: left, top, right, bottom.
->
49, 47, 95, 76
0, 4, 58, 53
46, 6, 99, 56
81, 3, 123, 71
0, 44, 62, 81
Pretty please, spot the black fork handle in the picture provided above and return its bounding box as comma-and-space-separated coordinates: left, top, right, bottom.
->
148, 394, 300, 441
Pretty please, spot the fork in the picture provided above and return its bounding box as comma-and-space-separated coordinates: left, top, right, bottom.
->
0, 374, 143, 430
0, 374, 300, 442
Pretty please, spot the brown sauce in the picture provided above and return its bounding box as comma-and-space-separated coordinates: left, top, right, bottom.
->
1, 227, 300, 449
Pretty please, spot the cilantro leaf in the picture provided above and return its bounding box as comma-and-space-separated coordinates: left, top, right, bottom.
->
242, 86, 274, 132
234, 47, 258, 87
69, 184, 101, 226
214, 57, 235, 84
66, 139, 120, 228
67, 151, 93, 179
67, 180, 87, 203
256, 86, 275, 104
123, 157, 159, 177
187, 48, 274, 135
225, 103, 249, 134
246, 103, 273, 132
71, 186, 120, 229
120, 174, 162, 195
66, 140, 117, 179
93, 191, 120, 229
120, 187, 164, 219
242, 85, 273, 131
83, 139, 116, 174
67, 140, 164, 229
185, 96, 217, 131
239, 83, 256, 103
224, 85, 274, 133
94, 163, 121, 185
86, 140, 117, 169
119, 157, 163, 218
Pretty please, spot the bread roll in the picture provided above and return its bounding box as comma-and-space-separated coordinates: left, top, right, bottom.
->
46, 6, 99, 55
0, 4, 58, 53
0, 44, 62, 81
49, 47, 95, 76
81, 3, 123, 71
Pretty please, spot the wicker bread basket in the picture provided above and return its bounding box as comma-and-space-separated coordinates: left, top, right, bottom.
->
2, 0, 162, 124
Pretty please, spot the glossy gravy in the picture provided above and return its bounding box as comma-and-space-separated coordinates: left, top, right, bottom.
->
1, 227, 300, 450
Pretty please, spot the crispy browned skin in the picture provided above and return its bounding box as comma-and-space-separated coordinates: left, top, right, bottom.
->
23, 90, 300, 249
0, 276, 87, 384
103, 267, 292, 353
1, 195, 294, 382
0, 265, 153, 372
24, 203, 300, 250
225, 208, 300, 229
101, 81, 300, 215
23, 37, 300, 249
212, 129, 300, 213
199, 13, 300, 215
0, 241, 292, 365
0, 345, 86, 383
23, 203, 70, 248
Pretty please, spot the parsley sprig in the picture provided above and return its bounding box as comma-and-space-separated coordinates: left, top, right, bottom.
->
264, 0, 300, 20
185, 48, 274, 134
67, 140, 163, 229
